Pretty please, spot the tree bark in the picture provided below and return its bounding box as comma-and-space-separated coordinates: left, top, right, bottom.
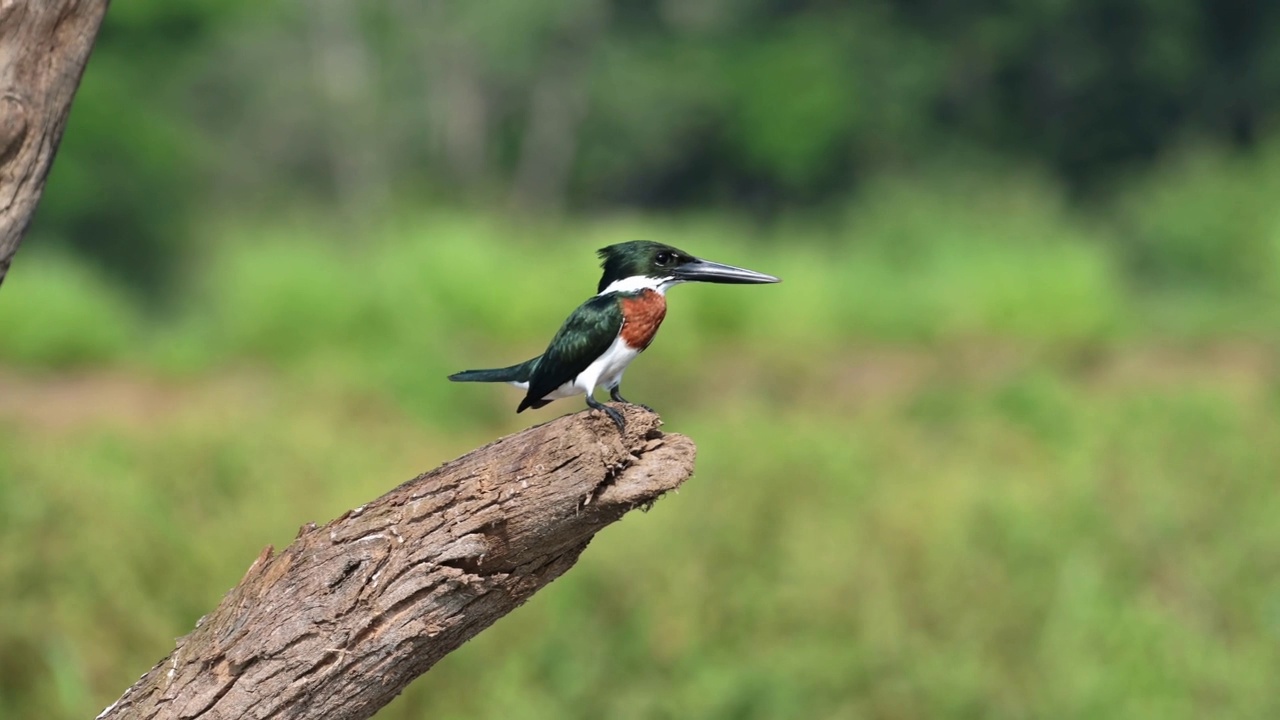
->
99, 405, 696, 720
0, 0, 110, 288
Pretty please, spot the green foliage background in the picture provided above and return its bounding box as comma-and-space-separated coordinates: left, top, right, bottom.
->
4, 2, 1280, 718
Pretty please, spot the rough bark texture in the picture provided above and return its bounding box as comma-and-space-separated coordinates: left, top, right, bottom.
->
100, 405, 696, 720
0, 0, 110, 287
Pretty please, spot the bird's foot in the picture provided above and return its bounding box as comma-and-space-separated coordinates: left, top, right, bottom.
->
587, 395, 626, 433
601, 405, 626, 433
608, 388, 653, 413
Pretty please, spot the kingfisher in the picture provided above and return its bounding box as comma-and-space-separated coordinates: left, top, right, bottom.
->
449, 241, 779, 431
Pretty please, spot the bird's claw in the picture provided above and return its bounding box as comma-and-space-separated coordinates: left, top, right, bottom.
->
601, 405, 626, 433
608, 389, 653, 413
587, 395, 626, 433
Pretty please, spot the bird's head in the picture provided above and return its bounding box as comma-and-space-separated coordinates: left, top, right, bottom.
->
595, 241, 780, 294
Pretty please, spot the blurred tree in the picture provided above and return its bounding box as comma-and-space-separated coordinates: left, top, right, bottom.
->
29, 1, 253, 294
510, 0, 610, 212
27, 0, 1280, 286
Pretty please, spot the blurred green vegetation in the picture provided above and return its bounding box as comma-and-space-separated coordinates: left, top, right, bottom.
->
6, 1, 1280, 718
5, 166, 1280, 716
24, 0, 1280, 290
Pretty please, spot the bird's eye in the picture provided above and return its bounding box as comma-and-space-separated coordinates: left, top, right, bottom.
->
655, 252, 674, 266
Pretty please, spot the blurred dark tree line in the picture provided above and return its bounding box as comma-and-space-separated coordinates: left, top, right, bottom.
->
30, 0, 1280, 288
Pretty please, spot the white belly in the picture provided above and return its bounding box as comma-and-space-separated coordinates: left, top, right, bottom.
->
508, 335, 639, 402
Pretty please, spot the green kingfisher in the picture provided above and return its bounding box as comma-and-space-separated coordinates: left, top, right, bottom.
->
449, 241, 780, 431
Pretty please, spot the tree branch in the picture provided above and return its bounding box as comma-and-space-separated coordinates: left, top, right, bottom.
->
0, 0, 111, 288
99, 404, 696, 720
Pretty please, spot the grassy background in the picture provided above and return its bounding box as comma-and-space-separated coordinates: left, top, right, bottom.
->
2, 165, 1280, 718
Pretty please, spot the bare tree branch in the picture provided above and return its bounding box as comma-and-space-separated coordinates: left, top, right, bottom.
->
99, 405, 696, 720
0, 0, 111, 288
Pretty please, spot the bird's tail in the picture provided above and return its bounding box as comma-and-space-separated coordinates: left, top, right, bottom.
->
448, 357, 539, 384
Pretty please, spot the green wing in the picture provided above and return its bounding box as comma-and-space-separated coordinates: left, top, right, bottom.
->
518, 294, 623, 412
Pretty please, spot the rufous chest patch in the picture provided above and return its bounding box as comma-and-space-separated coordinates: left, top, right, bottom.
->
619, 289, 667, 351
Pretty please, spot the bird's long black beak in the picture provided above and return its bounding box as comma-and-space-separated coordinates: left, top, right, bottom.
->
673, 257, 780, 284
